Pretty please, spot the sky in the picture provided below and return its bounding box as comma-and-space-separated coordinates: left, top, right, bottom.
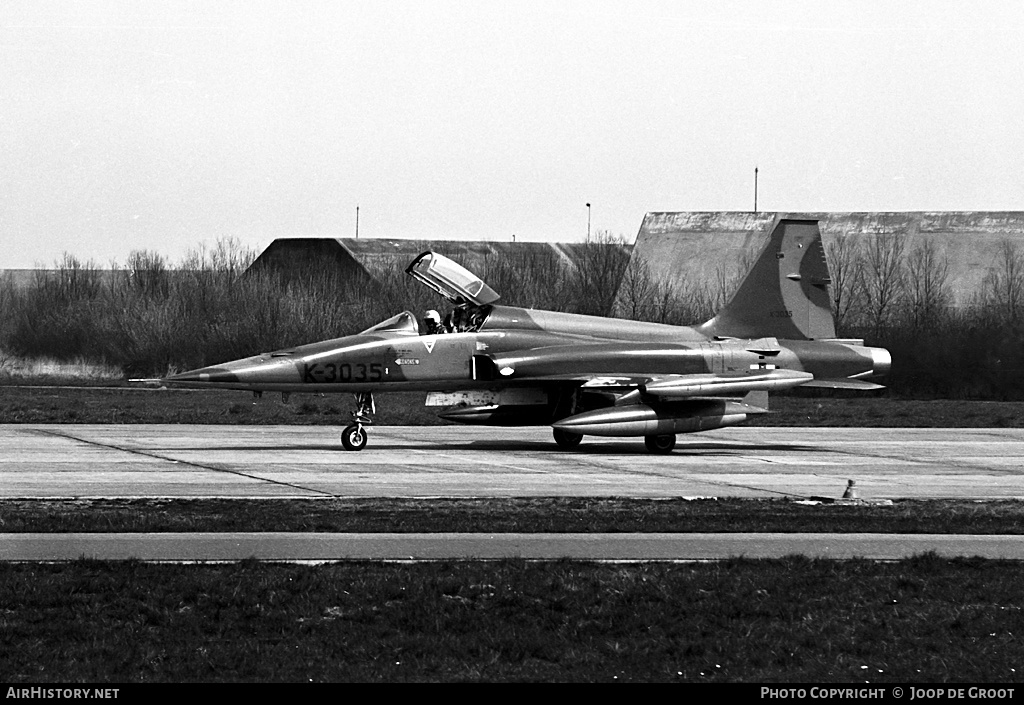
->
2, 0, 1023, 268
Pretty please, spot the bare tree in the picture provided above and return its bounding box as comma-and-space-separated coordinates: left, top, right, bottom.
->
904, 238, 951, 331
861, 233, 906, 333
479, 247, 563, 311
982, 239, 1024, 324
710, 244, 760, 313
125, 250, 170, 299
54, 253, 103, 301
669, 279, 718, 325
825, 234, 864, 333
615, 255, 657, 320
570, 229, 631, 315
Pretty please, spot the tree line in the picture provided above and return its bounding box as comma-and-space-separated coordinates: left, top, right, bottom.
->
616, 233, 1024, 398
0, 234, 631, 378
2, 232, 1023, 398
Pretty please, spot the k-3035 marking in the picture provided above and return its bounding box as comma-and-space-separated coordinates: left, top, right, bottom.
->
302, 362, 383, 384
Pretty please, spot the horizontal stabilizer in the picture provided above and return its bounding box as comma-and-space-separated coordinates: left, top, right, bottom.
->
801, 379, 885, 391
641, 369, 812, 398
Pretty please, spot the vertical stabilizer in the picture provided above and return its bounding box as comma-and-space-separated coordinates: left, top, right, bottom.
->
697, 219, 835, 340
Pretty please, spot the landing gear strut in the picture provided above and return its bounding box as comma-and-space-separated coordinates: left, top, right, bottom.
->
644, 434, 676, 454
341, 392, 375, 451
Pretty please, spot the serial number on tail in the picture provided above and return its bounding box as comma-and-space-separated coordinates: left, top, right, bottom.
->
769, 309, 794, 318
302, 362, 383, 383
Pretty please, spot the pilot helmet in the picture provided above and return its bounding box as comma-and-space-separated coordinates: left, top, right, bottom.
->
424, 309, 441, 324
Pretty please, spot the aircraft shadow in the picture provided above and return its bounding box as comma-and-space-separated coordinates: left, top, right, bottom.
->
459, 440, 820, 455
188, 441, 820, 456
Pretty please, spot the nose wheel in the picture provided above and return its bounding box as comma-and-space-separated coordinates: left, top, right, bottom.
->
341, 392, 375, 451
341, 423, 368, 451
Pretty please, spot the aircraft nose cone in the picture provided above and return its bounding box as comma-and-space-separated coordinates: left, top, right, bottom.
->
163, 366, 240, 385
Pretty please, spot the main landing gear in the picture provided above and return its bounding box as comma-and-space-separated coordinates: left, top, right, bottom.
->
552, 428, 583, 449
644, 434, 676, 454
341, 392, 375, 451
552, 429, 677, 453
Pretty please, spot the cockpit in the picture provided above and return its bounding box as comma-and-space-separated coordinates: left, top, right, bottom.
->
359, 305, 494, 337
422, 304, 493, 335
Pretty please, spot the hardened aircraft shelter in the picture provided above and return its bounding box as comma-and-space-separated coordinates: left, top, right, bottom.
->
623, 211, 1024, 308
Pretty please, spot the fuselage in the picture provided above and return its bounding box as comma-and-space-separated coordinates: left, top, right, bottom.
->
165, 304, 891, 396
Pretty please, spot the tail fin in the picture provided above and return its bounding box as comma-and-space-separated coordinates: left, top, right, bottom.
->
697, 219, 835, 340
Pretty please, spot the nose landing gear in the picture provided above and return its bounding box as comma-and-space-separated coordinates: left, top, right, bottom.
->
341, 392, 375, 451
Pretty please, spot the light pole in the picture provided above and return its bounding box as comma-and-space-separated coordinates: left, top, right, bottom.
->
586, 202, 591, 241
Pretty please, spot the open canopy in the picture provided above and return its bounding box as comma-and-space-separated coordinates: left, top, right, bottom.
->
405, 252, 501, 306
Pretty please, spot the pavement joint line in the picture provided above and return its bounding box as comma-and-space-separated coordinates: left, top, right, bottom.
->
555, 450, 815, 498
395, 443, 548, 476
686, 478, 807, 499
27, 427, 340, 499
821, 442, 1024, 477
386, 427, 599, 476
503, 442, 813, 490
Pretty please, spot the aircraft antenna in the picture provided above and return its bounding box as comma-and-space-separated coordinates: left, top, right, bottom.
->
754, 167, 759, 213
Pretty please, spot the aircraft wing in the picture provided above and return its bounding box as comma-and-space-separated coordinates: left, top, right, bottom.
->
637, 369, 812, 397
476, 344, 814, 398
574, 369, 813, 398
489, 368, 813, 398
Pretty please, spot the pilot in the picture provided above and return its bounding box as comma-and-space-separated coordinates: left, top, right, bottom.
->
422, 309, 442, 335
449, 306, 466, 333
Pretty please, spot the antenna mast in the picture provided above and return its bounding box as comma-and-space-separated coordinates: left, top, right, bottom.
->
754, 167, 759, 213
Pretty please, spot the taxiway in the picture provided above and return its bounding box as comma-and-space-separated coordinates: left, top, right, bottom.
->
3, 424, 1023, 500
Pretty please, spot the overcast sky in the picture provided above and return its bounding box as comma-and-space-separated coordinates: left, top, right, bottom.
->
2, 0, 1023, 268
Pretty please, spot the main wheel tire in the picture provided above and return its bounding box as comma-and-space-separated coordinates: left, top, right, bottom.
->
552, 428, 584, 449
341, 424, 368, 451
644, 434, 676, 454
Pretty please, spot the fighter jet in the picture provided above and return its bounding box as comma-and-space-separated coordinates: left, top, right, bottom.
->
158, 219, 890, 452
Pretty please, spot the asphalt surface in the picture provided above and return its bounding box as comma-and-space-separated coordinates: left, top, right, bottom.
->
3, 424, 1023, 500
5, 424, 1023, 561
5, 532, 1024, 562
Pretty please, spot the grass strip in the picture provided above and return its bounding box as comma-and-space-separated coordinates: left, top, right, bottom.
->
2, 498, 1023, 534
3, 384, 1024, 426
2, 555, 1022, 682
